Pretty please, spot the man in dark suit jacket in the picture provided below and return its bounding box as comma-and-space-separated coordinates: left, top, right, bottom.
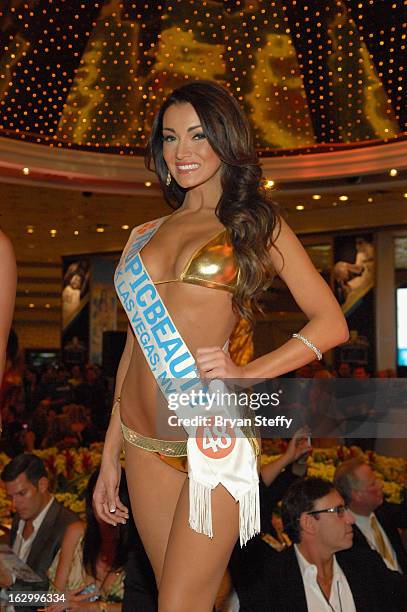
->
0, 454, 78, 608
243, 478, 407, 612
334, 457, 407, 573
229, 431, 310, 608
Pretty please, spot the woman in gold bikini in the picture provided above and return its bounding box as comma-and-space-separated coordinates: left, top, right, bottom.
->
93, 80, 348, 611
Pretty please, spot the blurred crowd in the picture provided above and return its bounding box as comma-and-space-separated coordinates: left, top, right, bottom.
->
0, 440, 406, 611
295, 359, 396, 380
0, 333, 405, 611
0, 337, 397, 459
0, 359, 111, 457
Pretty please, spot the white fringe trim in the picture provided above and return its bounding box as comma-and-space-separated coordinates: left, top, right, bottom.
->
189, 478, 213, 538
238, 483, 261, 547
189, 478, 260, 547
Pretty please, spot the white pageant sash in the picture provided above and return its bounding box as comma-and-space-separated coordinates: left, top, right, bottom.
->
115, 217, 260, 546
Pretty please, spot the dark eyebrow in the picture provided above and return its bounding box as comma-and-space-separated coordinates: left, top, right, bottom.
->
162, 125, 203, 133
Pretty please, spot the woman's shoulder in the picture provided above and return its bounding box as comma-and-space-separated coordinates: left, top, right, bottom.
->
63, 519, 86, 542
129, 213, 172, 235
119, 213, 172, 257
0, 230, 15, 259
48, 519, 86, 590
0, 230, 17, 298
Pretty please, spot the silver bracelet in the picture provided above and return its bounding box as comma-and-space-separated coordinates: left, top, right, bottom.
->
292, 333, 322, 361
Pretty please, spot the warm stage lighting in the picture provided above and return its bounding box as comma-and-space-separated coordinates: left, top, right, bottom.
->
0, 3, 402, 156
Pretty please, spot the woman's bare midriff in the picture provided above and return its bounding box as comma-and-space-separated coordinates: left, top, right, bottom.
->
120, 282, 236, 439
119, 210, 238, 440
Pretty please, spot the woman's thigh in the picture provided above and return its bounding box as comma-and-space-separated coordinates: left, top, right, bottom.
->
124, 442, 187, 585
158, 481, 239, 612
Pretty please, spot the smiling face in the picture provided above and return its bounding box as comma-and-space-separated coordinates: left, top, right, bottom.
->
162, 102, 222, 192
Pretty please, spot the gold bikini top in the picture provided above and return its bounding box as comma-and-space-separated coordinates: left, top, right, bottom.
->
154, 230, 238, 293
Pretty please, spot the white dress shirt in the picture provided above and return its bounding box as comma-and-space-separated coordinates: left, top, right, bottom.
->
352, 511, 401, 572
294, 544, 356, 612
12, 497, 54, 563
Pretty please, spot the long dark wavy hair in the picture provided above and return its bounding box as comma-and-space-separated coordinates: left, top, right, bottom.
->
83, 467, 133, 578
145, 80, 281, 321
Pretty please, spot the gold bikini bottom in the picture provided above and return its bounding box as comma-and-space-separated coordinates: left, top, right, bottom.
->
116, 399, 260, 475
121, 420, 189, 473
121, 420, 260, 474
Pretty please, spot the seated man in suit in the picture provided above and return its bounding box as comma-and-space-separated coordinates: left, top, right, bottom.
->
229, 430, 311, 610
0, 453, 79, 604
334, 457, 407, 573
252, 477, 407, 612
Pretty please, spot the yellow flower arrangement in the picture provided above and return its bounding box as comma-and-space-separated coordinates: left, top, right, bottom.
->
55, 492, 86, 516
0, 445, 105, 519
0, 485, 11, 520
0, 444, 404, 521
261, 445, 406, 505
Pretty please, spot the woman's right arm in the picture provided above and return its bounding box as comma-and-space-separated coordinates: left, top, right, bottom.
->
93, 325, 134, 525
50, 520, 85, 592
0, 231, 17, 383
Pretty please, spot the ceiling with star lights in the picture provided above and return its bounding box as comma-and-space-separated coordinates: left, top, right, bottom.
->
0, 0, 405, 156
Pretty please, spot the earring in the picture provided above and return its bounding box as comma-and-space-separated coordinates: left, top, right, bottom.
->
166, 171, 171, 186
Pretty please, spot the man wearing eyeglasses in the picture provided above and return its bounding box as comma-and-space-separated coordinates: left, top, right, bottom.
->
334, 457, 407, 573
248, 478, 407, 612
